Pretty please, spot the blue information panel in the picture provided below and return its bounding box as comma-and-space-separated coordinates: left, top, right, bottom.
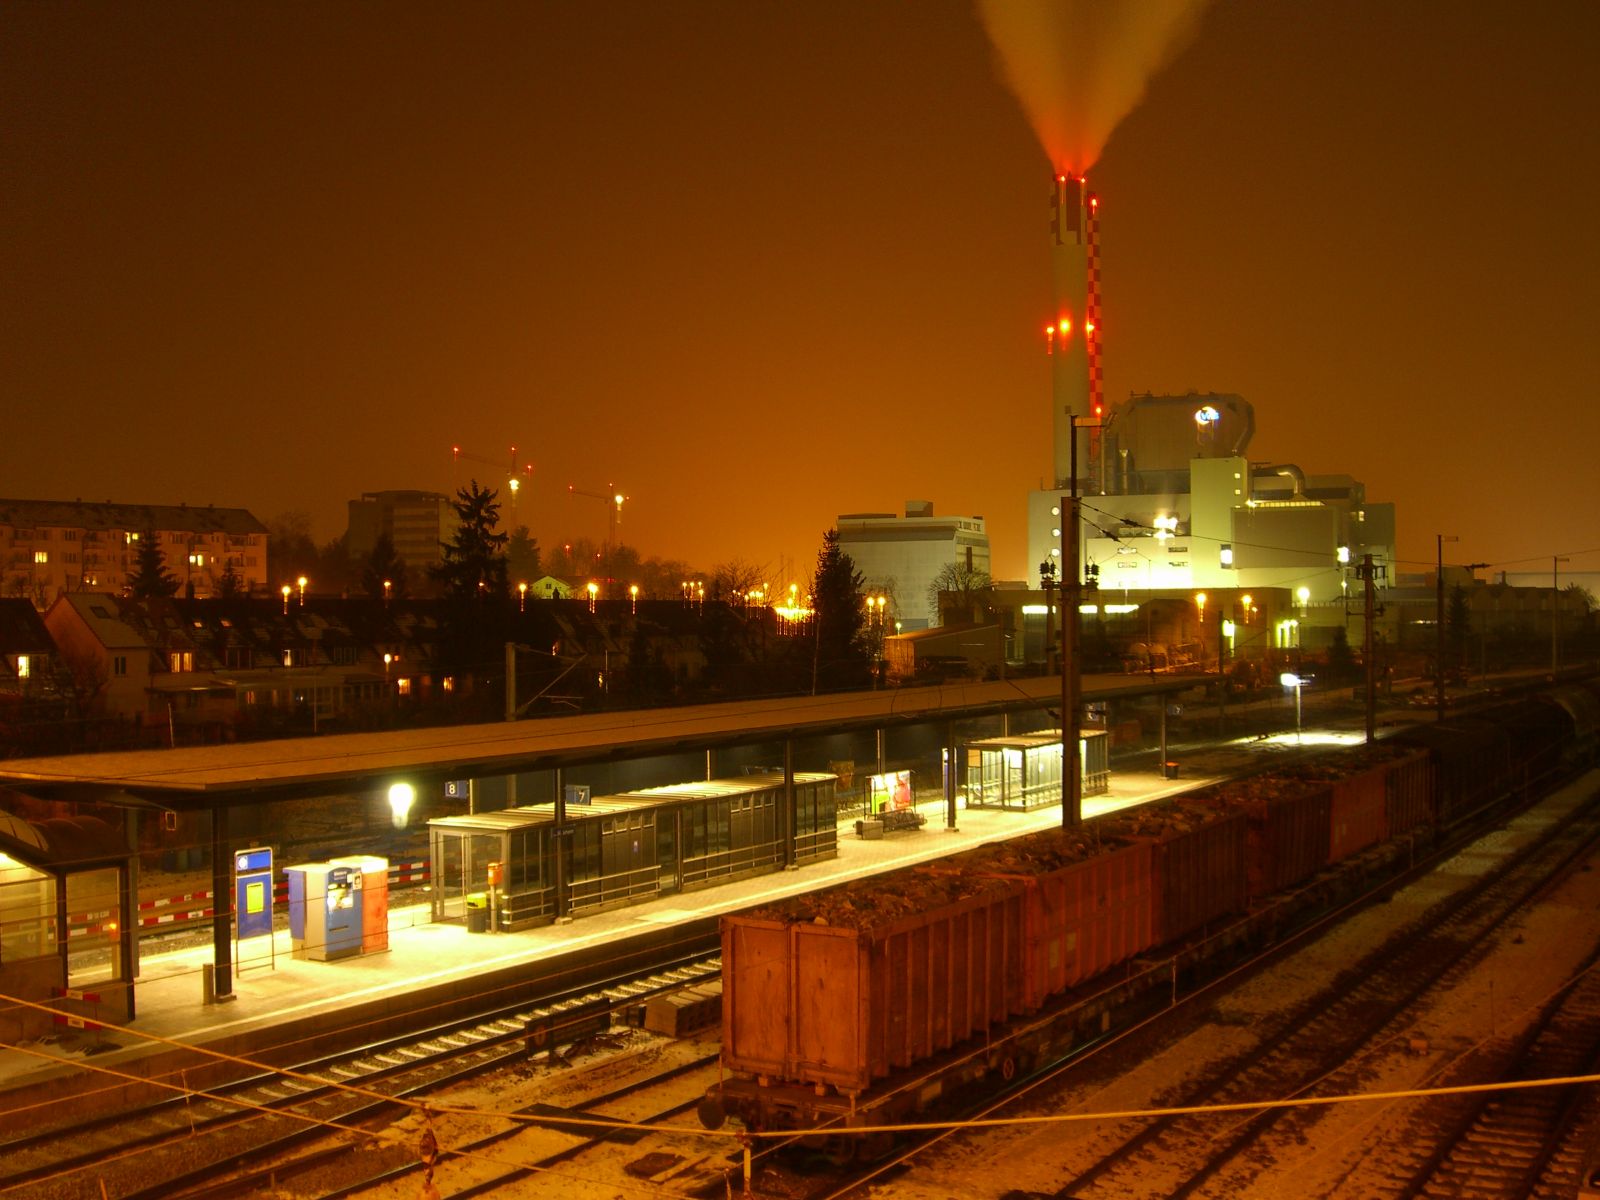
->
234, 845, 274, 941
444, 779, 470, 799
564, 784, 591, 806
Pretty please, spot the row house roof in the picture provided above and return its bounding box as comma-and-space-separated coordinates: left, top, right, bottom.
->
0, 498, 267, 536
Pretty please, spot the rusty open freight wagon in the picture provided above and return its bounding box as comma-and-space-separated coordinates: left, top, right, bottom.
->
721, 835, 1158, 1096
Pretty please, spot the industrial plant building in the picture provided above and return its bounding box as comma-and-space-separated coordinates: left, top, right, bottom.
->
1026, 390, 1396, 605
836, 502, 990, 631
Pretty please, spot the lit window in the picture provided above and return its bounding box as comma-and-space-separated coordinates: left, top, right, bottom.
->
396, 678, 412, 696
16, 655, 29, 679
34, 551, 48, 564
442, 676, 454, 693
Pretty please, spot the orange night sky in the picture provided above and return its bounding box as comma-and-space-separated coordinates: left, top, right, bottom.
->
4, 2, 1597, 587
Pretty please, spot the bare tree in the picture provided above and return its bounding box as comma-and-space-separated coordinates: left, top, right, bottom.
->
926, 562, 992, 625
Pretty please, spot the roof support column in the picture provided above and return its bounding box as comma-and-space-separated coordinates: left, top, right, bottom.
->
783, 740, 796, 870
944, 721, 958, 831
554, 768, 569, 922
210, 805, 233, 998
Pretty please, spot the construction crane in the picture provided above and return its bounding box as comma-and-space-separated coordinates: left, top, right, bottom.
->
568, 483, 627, 593
450, 444, 534, 507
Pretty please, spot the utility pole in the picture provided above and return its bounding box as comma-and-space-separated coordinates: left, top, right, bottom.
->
1553, 555, 1571, 670
1217, 606, 1227, 739
1360, 554, 1377, 744
1061, 416, 1096, 831
1435, 534, 1458, 722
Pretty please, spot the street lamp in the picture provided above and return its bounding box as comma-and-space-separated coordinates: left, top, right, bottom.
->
1280, 672, 1304, 742
297, 575, 308, 606
281, 583, 292, 614
587, 581, 599, 613
629, 583, 639, 615
517, 581, 527, 613
383, 579, 392, 607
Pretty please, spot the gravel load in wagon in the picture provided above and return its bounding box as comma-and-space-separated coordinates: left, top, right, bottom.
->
1116, 797, 1249, 945
724, 817, 1168, 1094
1186, 774, 1332, 898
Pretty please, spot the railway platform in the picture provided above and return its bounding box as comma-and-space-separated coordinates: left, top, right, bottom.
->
0, 764, 1206, 1107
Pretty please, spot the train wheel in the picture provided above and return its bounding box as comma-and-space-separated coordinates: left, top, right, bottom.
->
697, 1092, 726, 1130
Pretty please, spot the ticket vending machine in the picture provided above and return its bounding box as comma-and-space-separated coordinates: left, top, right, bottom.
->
284, 863, 363, 962
330, 855, 389, 954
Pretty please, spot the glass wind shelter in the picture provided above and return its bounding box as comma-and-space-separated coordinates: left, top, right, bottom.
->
964, 729, 1110, 810
427, 771, 838, 931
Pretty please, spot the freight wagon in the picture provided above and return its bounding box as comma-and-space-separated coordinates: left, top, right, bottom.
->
702, 683, 1597, 1147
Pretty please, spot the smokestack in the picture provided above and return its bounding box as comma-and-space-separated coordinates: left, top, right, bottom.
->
1048, 172, 1093, 489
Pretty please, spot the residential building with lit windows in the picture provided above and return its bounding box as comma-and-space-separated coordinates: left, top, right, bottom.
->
0, 599, 60, 701
836, 502, 991, 631
0, 498, 268, 605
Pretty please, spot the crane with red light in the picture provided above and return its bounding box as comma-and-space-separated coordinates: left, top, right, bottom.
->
449, 444, 534, 507
567, 483, 627, 596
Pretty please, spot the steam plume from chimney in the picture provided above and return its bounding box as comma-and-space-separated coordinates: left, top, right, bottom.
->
976, 0, 1208, 173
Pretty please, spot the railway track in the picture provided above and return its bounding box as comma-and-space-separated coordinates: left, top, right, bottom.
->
761, 780, 1600, 1200
1361, 945, 1600, 1200
0, 954, 722, 1200
1032, 793, 1600, 1199
176, 1043, 726, 1200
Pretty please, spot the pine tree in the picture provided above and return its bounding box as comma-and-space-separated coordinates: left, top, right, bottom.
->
430, 481, 510, 602
810, 528, 870, 693
506, 526, 541, 584
128, 530, 178, 598
216, 560, 246, 599
361, 534, 409, 600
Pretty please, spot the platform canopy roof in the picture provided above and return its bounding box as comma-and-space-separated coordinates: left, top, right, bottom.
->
0, 674, 1201, 805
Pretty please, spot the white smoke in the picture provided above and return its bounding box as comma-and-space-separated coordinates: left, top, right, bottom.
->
976, 0, 1209, 173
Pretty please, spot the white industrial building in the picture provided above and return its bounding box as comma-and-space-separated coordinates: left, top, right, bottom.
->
1026, 391, 1396, 606
836, 502, 990, 631
1023, 174, 1395, 607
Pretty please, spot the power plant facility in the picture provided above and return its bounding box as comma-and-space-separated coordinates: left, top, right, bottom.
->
1025, 176, 1396, 607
